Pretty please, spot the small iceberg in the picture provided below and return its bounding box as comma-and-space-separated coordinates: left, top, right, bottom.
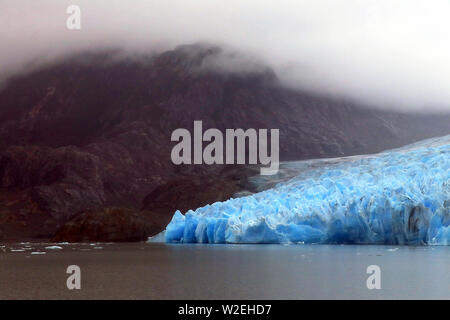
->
45, 246, 63, 250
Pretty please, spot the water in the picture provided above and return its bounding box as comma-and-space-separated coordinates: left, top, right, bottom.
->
0, 243, 449, 299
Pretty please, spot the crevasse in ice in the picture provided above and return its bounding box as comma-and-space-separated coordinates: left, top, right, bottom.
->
165, 135, 450, 245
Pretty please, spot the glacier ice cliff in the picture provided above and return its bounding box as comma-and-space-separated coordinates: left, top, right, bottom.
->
165, 135, 450, 245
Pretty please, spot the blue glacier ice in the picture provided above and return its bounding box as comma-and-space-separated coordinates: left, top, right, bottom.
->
165, 135, 450, 245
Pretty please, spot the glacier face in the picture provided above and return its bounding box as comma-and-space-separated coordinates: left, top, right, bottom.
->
165, 135, 450, 245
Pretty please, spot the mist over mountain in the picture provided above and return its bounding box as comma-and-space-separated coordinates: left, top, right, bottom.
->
1, 0, 450, 112
0, 45, 449, 241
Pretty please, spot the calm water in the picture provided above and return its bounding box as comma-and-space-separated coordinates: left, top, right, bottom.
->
0, 242, 449, 299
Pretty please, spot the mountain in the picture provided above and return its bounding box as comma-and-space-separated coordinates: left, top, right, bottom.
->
0, 44, 449, 241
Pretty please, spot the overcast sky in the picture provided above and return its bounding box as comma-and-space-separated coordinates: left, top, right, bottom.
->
1, 0, 450, 113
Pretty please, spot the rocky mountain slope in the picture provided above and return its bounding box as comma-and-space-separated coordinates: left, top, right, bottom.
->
0, 44, 449, 241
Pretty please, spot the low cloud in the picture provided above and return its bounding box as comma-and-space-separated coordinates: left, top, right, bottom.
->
1, 0, 450, 112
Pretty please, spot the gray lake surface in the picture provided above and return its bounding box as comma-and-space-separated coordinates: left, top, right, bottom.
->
0, 242, 449, 299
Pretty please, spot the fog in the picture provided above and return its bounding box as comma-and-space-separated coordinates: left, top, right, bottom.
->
1, 0, 450, 112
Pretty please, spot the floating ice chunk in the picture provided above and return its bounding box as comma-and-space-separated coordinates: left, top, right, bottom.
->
165, 135, 450, 245
45, 246, 63, 250
31, 252, 46, 255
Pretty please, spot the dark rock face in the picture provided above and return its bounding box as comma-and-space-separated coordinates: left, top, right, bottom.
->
0, 44, 449, 241
52, 207, 164, 242
141, 165, 254, 215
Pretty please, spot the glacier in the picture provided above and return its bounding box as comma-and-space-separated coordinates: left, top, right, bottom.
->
165, 135, 450, 245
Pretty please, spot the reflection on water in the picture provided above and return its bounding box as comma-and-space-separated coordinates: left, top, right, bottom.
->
0, 243, 449, 299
